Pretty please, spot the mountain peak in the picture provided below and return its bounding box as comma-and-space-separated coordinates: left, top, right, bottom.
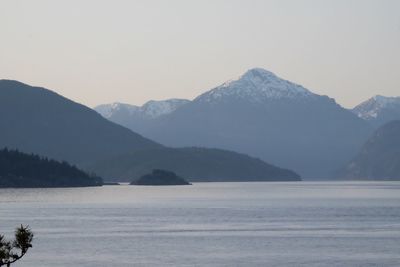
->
195, 68, 316, 103
353, 95, 400, 123
242, 67, 278, 79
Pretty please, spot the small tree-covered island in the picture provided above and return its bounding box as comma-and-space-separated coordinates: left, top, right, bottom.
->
0, 148, 102, 188
131, 169, 191, 186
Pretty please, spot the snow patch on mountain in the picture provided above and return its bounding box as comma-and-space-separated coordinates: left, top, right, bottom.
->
95, 103, 139, 119
195, 68, 317, 103
140, 99, 190, 118
353, 95, 400, 120
95, 99, 190, 119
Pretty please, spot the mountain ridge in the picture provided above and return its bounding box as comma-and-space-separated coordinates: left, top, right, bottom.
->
0, 79, 300, 182
0, 79, 161, 165
95, 99, 190, 119
95, 68, 372, 178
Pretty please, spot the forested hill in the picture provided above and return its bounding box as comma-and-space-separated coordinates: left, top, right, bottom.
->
0, 148, 102, 188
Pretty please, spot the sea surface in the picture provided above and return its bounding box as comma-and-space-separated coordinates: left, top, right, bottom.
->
1, 182, 400, 267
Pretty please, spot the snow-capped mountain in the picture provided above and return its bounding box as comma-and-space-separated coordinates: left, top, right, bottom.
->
95, 102, 139, 119
95, 99, 190, 131
352, 95, 400, 127
96, 68, 372, 178
196, 68, 317, 103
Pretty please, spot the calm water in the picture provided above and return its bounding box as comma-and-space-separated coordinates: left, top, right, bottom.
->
1, 182, 400, 267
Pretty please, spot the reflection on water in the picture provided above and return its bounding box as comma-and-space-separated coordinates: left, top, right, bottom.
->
1, 182, 400, 267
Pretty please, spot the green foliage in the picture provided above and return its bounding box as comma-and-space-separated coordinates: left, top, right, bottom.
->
0, 225, 33, 266
0, 148, 102, 187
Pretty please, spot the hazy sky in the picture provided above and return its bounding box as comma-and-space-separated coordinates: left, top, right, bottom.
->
1, 0, 399, 108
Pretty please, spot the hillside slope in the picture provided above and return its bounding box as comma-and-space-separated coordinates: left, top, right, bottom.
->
341, 120, 400, 180
0, 80, 161, 166
89, 147, 301, 182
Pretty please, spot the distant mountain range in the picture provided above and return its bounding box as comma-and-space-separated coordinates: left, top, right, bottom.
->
341, 120, 400, 180
352, 95, 400, 128
96, 68, 373, 178
97, 99, 190, 119
95, 99, 190, 133
0, 79, 300, 182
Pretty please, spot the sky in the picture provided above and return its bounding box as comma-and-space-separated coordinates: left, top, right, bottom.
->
0, 0, 399, 108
